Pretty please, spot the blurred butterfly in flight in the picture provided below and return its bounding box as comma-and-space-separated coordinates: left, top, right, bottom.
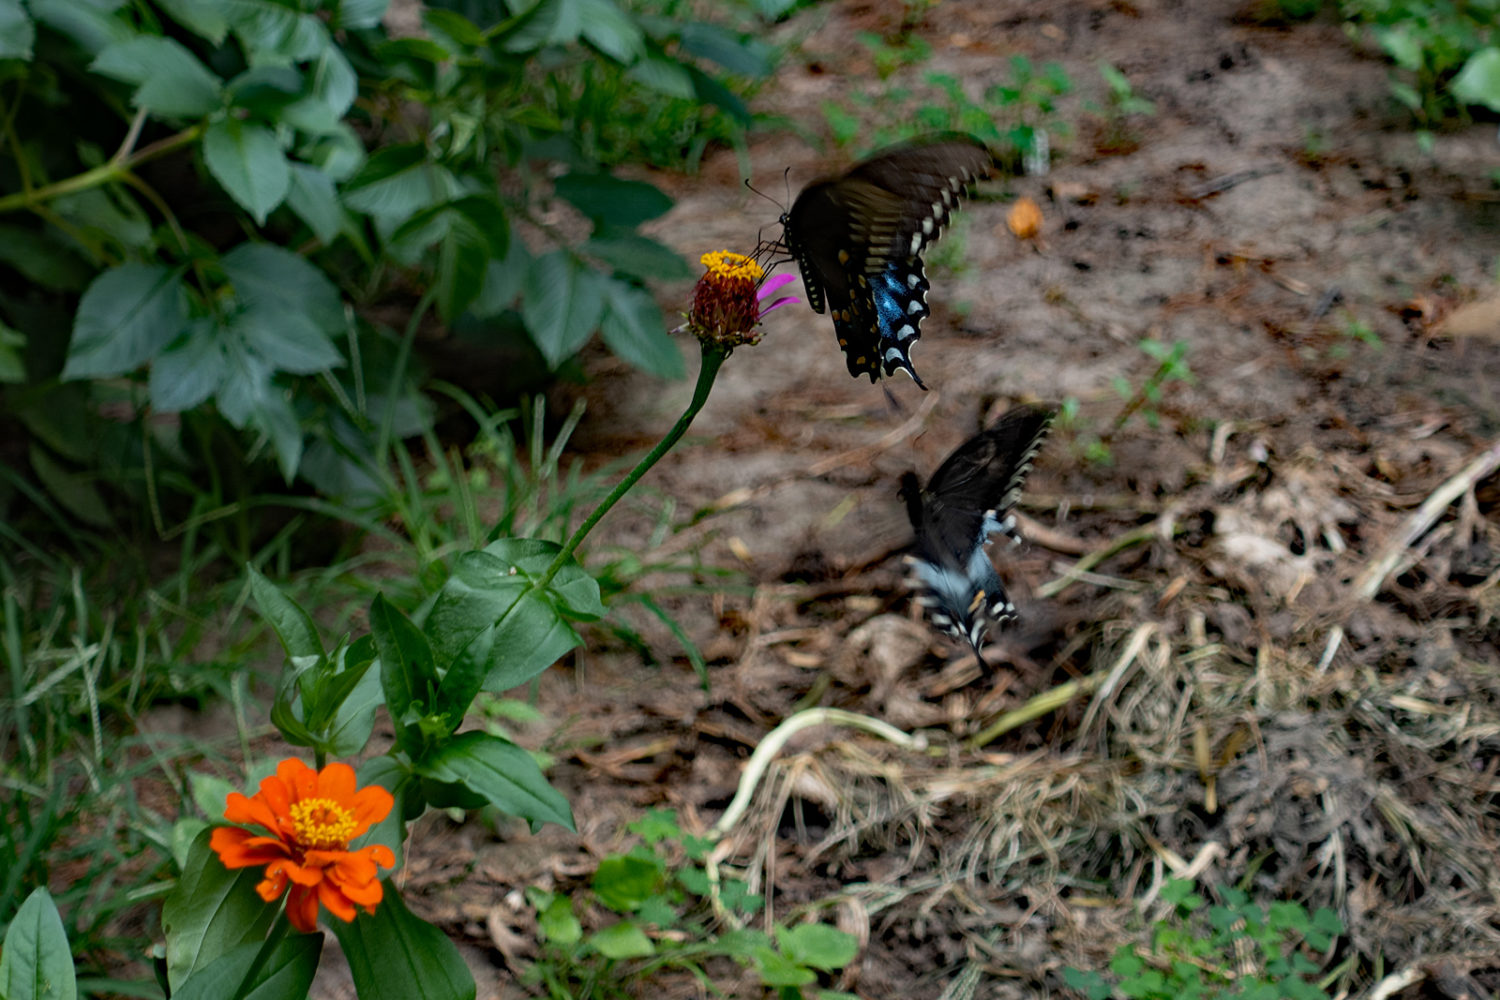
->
900, 404, 1055, 658
778, 133, 996, 388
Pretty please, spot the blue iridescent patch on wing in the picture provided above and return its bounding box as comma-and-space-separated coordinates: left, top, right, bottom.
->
869, 260, 930, 379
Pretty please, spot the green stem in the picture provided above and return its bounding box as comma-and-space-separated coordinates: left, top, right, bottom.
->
0, 123, 204, 215
538, 343, 728, 588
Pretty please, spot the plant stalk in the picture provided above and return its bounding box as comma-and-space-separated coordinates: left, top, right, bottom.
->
538, 343, 728, 588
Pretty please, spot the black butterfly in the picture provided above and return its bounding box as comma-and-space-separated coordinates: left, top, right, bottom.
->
900, 404, 1055, 657
780, 134, 996, 388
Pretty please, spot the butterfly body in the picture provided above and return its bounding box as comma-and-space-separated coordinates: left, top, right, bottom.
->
780, 135, 995, 386
901, 404, 1055, 656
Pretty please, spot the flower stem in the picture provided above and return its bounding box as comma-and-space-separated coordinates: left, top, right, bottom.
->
538, 343, 728, 588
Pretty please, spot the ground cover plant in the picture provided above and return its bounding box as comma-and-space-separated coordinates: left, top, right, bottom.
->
6, 0, 1500, 998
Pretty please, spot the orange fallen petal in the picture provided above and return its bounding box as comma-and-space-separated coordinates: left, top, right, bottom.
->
1007, 196, 1043, 240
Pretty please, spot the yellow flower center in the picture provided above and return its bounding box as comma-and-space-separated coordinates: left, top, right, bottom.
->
700, 250, 763, 282
290, 797, 358, 850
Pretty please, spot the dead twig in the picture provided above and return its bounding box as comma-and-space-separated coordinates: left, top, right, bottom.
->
1350, 437, 1500, 600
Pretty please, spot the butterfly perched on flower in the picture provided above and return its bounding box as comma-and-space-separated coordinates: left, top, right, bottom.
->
900, 404, 1055, 657
779, 134, 996, 388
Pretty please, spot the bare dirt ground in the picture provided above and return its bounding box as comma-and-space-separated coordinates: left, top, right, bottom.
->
345, 1, 1500, 997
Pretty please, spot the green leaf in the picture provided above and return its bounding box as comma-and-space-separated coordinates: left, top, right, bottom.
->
389, 197, 509, 321
590, 921, 655, 959
227, 0, 326, 63
222, 243, 345, 335
160, 830, 278, 990
204, 119, 291, 225
284, 45, 357, 133
329, 886, 476, 1000
777, 923, 857, 971
752, 947, 815, 987
423, 8, 485, 47
255, 390, 304, 481
535, 895, 582, 945
325, 652, 382, 757
156, 0, 228, 43
600, 279, 683, 378
369, 594, 437, 731
91, 36, 223, 117
484, 538, 606, 619
335, 0, 389, 30
627, 55, 695, 99
414, 730, 574, 830
0, 224, 93, 290
576, 0, 642, 62
231, 305, 342, 374
172, 935, 321, 1000
150, 320, 225, 412
225, 65, 304, 117
0, 321, 25, 383
0, 888, 76, 1000
285, 163, 346, 244
63, 264, 188, 379
29, 445, 111, 527
0, 0, 35, 60
553, 173, 672, 228
1453, 47, 1500, 112
678, 22, 770, 77
247, 566, 325, 661
28, 0, 131, 56
593, 854, 661, 912
1374, 26, 1423, 72
521, 252, 606, 368
343, 144, 456, 220
470, 239, 531, 317
584, 233, 692, 282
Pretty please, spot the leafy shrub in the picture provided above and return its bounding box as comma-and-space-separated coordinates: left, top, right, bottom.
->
527, 808, 859, 1000
0, 0, 769, 527
1340, 0, 1500, 125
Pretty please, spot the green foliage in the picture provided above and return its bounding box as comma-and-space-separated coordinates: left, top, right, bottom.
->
1111, 338, 1194, 431
1089, 63, 1155, 153
525, 808, 858, 999
0, 0, 769, 530
1340, 0, 1500, 125
1, 888, 77, 1000
822, 55, 1072, 171
1063, 878, 1344, 1000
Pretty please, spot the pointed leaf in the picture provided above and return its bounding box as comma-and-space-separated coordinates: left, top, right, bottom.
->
160, 830, 278, 990
600, 279, 682, 378
246, 566, 325, 660
329, 885, 476, 1000
222, 242, 344, 335
0, 0, 35, 60
203, 119, 290, 225
369, 593, 436, 730
64, 264, 187, 379
415, 730, 573, 830
0, 888, 76, 1000
151, 319, 228, 412
286, 163, 346, 244
172, 934, 321, 1000
553, 173, 671, 228
590, 921, 655, 959
521, 252, 605, 368
91, 36, 223, 117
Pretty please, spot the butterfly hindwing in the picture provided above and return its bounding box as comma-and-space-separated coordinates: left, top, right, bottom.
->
902, 404, 1056, 656
782, 135, 995, 386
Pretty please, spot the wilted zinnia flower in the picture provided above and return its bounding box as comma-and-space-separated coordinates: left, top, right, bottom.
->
210, 758, 396, 933
686, 250, 798, 350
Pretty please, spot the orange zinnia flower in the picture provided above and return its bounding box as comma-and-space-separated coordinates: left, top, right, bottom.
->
210, 758, 396, 933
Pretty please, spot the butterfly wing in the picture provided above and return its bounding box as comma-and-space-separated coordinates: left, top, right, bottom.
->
783, 135, 995, 385
905, 404, 1056, 654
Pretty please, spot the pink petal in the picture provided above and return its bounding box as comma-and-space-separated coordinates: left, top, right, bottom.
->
757, 273, 798, 299
759, 295, 799, 315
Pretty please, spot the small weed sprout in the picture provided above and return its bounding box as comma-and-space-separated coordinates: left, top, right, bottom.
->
526, 809, 858, 999
1090, 63, 1156, 154
1063, 877, 1344, 1000
1112, 338, 1194, 430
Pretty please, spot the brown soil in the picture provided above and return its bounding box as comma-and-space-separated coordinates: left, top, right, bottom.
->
325, 1, 1500, 997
